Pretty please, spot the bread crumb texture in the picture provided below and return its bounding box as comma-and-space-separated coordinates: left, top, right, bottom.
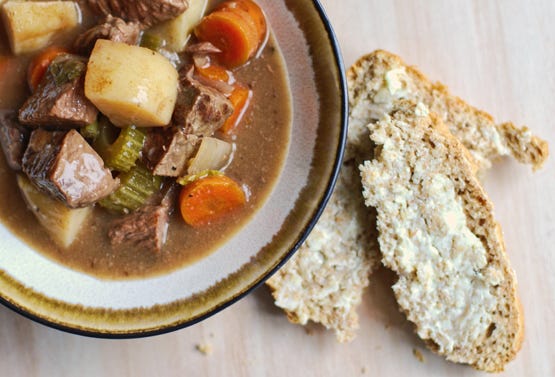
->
413, 348, 425, 363
195, 343, 213, 355
267, 119, 380, 343
348, 50, 548, 173
360, 101, 523, 372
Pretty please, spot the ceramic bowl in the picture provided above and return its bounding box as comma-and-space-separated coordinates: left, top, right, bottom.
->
0, 0, 347, 337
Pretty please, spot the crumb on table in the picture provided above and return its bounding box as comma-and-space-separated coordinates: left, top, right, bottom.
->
413, 348, 425, 363
195, 343, 213, 355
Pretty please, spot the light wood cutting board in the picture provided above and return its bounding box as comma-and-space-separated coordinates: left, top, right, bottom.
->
1, 0, 553, 376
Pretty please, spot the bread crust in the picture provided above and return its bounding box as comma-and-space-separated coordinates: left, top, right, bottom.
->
348, 50, 548, 173
267, 50, 536, 352
360, 101, 524, 372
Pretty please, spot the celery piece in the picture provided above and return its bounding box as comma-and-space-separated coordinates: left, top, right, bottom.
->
140, 33, 165, 52
50, 56, 86, 86
80, 120, 100, 140
99, 165, 162, 214
93, 117, 118, 156
106, 126, 146, 172
94, 121, 146, 172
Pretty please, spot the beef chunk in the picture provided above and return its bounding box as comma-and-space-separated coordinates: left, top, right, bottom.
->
73, 15, 141, 55
108, 204, 169, 253
109, 183, 177, 253
87, 0, 189, 29
0, 111, 30, 171
173, 75, 233, 137
22, 129, 119, 208
142, 127, 199, 177
19, 55, 98, 128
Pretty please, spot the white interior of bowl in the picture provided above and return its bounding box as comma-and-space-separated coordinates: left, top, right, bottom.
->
0, 0, 319, 310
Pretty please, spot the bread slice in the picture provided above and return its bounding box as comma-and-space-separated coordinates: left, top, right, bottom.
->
267, 49, 541, 344
266, 120, 380, 342
348, 50, 548, 173
360, 100, 524, 372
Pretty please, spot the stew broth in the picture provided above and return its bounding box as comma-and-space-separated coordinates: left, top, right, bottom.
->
0, 1, 291, 279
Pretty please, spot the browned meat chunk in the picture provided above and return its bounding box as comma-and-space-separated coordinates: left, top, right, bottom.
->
19, 55, 98, 128
0, 111, 30, 171
142, 127, 199, 177
73, 15, 141, 55
22, 129, 118, 208
86, 0, 189, 29
173, 75, 233, 137
108, 204, 169, 253
109, 183, 177, 253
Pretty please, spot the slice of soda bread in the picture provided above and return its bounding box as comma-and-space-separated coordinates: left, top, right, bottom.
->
266, 120, 380, 343
348, 50, 548, 173
360, 100, 524, 372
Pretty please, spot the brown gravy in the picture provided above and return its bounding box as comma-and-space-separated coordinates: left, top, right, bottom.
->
0, 3, 291, 279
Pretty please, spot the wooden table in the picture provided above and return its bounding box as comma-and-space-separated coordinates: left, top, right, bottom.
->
1, 1, 553, 375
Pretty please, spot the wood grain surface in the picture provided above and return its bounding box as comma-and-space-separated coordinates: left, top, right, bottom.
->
1, 0, 554, 376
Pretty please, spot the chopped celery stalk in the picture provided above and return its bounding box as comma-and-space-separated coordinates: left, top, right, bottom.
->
106, 126, 146, 172
140, 33, 165, 51
94, 121, 146, 172
188, 137, 233, 175
50, 56, 86, 86
177, 169, 222, 186
99, 165, 162, 214
80, 120, 100, 140
93, 118, 118, 156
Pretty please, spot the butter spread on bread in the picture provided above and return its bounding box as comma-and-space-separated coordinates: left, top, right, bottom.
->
267, 50, 541, 352
360, 101, 523, 372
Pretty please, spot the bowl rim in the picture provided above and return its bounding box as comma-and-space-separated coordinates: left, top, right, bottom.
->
0, 0, 348, 338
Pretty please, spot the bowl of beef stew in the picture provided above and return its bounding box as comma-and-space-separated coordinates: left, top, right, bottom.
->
0, 0, 346, 336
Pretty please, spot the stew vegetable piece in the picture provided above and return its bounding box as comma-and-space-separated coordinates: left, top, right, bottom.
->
27, 46, 69, 91
0, 0, 292, 278
179, 173, 246, 227
195, 0, 267, 67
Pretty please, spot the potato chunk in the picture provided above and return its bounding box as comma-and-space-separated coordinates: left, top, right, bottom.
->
85, 40, 179, 127
1, 1, 81, 55
17, 175, 92, 248
150, 0, 208, 52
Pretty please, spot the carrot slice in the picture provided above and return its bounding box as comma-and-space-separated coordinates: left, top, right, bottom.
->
221, 84, 252, 134
196, 63, 232, 83
27, 46, 69, 92
216, 0, 267, 44
179, 175, 246, 227
194, 10, 260, 68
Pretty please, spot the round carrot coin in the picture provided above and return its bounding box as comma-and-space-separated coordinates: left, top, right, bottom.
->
195, 1, 266, 68
179, 175, 246, 227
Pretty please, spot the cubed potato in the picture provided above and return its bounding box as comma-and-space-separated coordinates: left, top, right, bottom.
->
1, 1, 81, 55
17, 175, 92, 248
85, 40, 179, 128
149, 0, 207, 52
